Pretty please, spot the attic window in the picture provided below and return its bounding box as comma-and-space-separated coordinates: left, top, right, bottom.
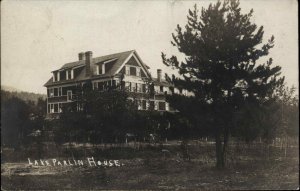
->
66, 69, 73, 80
130, 67, 137, 76
53, 72, 57, 82
97, 64, 105, 75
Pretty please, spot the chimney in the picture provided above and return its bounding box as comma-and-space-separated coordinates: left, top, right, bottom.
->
78, 52, 85, 60
85, 51, 93, 76
157, 69, 162, 82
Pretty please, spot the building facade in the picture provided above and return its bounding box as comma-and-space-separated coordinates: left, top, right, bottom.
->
44, 50, 188, 115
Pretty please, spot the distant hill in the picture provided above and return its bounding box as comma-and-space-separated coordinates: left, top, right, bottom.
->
1, 85, 46, 104
1, 85, 22, 92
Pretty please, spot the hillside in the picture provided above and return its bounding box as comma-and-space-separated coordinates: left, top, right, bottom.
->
1, 86, 47, 103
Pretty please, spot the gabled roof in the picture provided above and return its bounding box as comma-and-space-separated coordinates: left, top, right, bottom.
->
44, 50, 151, 87
58, 50, 133, 72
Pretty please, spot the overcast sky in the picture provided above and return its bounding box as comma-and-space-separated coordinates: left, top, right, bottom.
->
1, 0, 298, 94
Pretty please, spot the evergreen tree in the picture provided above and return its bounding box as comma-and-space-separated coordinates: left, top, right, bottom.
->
162, 0, 284, 168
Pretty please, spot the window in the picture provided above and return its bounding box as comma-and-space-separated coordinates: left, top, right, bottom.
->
160, 86, 164, 92
54, 88, 58, 96
158, 102, 166, 111
67, 90, 72, 101
130, 67, 137, 76
48, 89, 54, 97
136, 100, 141, 110
53, 72, 57, 82
54, 104, 58, 113
50, 104, 54, 113
67, 70, 72, 80
98, 64, 104, 75
60, 71, 66, 80
48, 103, 55, 113
59, 103, 62, 113
131, 82, 136, 92
137, 83, 142, 92
125, 82, 131, 91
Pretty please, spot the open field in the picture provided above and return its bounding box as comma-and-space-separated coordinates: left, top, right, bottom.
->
1, 142, 299, 190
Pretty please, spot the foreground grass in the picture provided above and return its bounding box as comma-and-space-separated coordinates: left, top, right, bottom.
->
1, 143, 299, 190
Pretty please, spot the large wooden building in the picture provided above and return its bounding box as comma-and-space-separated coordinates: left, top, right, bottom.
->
44, 50, 188, 115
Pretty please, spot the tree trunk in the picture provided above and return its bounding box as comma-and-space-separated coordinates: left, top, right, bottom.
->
222, 128, 229, 165
215, 127, 230, 169
284, 136, 288, 158
215, 130, 224, 168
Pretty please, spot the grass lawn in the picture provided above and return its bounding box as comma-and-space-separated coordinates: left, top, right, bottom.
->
1, 142, 299, 190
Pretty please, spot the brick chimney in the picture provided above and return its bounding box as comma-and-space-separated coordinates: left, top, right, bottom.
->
78, 52, 85, 60
157, 69, 162, 82
85, 51, 93, 76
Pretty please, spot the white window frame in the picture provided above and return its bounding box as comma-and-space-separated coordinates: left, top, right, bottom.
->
59, 103, 62, 113
58, 87, 62, 96
154, 101, 158, 110
137, 68, 141, 77
137, 83, 142, 92
50, 104, 54, 113
66, 70, 69, 80
125, 66, 130, 75
102, 64, 105, 74
49, 88, 54, 97
52, 72, 56, 82
96, 65, 100, 75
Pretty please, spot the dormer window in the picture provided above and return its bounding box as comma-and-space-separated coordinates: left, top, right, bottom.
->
97, 64, 105, 75
66, 69, 74, 80
68, 70, 72, 79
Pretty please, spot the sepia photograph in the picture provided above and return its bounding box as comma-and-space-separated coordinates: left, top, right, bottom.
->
1, 0, 299, 190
